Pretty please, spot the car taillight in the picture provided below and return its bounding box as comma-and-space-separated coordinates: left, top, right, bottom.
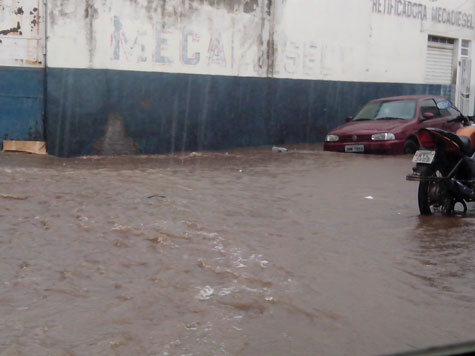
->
418, 130, 436, 148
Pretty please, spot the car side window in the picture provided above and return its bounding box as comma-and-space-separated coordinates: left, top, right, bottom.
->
420, 99, 441, 119
447, 107, 459, 116
436, 99, 458, 117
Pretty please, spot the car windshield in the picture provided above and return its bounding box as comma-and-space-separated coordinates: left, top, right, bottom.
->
354, 100, 417, 121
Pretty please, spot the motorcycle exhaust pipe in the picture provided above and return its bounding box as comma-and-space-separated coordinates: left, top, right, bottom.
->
450, 178, 475, 199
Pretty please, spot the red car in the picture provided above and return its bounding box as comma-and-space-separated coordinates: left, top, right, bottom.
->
323, 95, 463, 154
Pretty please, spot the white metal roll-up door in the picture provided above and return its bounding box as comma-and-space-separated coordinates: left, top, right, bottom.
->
425, 43, 454, 85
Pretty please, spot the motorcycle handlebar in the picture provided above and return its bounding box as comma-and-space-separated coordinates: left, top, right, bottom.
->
448, 114, 475, 125
448, 115, 464, 123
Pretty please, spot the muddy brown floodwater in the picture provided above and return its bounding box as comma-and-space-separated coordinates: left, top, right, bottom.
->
0, 144, 474, 356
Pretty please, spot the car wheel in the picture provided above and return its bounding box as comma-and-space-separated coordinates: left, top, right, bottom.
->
403, 139, 418, 154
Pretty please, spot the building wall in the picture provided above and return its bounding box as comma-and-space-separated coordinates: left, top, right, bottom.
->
5, 0, 475, 156
0, 0, 45, 145
275, 1, 475, 83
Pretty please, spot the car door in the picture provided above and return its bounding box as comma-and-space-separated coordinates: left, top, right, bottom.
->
419, 98, 450, 130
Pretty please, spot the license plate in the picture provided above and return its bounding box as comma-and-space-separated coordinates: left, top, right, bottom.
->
345, 145, 364, 153
412, 150, 436, 164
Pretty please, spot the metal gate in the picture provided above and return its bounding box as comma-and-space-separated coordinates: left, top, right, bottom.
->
424, 36, 455, 86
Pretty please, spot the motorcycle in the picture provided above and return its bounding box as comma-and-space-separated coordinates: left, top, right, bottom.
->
406, 107, 475, 215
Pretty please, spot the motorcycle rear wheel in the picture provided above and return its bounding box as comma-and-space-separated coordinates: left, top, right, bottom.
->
418, 165, 452, 215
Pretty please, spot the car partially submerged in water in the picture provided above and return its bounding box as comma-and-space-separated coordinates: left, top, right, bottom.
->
323, 95, 463, 154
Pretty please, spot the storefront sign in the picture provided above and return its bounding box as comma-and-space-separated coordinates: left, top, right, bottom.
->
371, 0, 474, 29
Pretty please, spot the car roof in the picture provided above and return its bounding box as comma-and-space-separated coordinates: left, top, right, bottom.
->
370, 95, 446, 102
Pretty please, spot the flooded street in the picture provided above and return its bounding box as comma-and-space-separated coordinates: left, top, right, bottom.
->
0, 145, 474, 356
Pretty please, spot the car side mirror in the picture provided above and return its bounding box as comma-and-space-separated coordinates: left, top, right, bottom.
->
346, 116, 353, 122
422, 112, 434, 121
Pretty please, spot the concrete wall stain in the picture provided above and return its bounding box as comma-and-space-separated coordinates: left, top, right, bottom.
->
0, 21, 21, 35
48, 0, 76, 26
84, 0, 98, 66
120, 0, 259, 18
29, 7, 39, 33
266, 0, 272, 16
253, 0, 274, 77
93, 114, 138, 155
243, 0, 258, 13
189, 0, 243, 13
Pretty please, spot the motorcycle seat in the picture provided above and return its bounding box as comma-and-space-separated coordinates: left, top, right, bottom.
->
441, 131, 473, 156
456, 126, 475, 151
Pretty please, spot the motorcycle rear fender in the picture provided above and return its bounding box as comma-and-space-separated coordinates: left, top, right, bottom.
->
413, 162, 432, 175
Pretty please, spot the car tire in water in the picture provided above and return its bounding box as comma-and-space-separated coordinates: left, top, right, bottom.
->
403, 139, 418, 154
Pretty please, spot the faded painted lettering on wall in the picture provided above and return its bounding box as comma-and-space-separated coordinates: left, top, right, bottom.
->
112, 18, 227, 68
110, 15, 355, 78
108, 6, 263, 77
372, 0, 474, 28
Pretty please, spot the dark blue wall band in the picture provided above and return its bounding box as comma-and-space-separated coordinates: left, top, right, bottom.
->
45, 68, 451, 157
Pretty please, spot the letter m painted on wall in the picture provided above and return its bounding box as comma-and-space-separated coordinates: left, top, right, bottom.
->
112, 16, 147, 63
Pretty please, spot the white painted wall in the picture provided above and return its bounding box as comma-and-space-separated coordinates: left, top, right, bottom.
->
0, 0, 44, 67
47, 0, 272, 77
45, 0, 475, 84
